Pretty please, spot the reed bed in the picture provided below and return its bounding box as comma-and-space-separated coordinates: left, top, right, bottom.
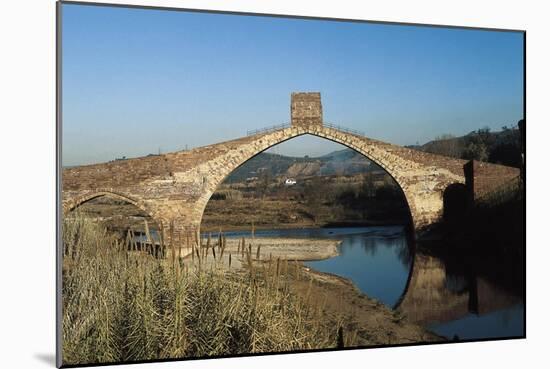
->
62, 216, 339, 366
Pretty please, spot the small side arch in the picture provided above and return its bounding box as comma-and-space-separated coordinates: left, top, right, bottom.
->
63, 190, 158, 223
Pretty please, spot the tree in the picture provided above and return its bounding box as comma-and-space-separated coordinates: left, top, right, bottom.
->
462, 138, 488, 162
255, 171, 272, 199
431, 134, 461, 158
489, 143, 521, 167
360, 173, 376, 198
435, 133, 456, 140
461, 128, 491, 162
304, 176, 326, 224
477, 127, 493, 146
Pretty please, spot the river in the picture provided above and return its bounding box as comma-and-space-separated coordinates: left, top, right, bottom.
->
219, 226, 524, 341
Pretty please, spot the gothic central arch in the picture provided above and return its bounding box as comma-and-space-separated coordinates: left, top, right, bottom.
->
194, 126, 419, 235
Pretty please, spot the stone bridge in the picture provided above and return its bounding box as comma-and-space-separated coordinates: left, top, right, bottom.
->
62, 92, 519, 248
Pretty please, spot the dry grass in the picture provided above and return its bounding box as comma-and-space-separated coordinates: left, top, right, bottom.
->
62, 216, 341, 366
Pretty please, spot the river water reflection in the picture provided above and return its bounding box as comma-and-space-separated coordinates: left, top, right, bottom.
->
220, 226, 524, 341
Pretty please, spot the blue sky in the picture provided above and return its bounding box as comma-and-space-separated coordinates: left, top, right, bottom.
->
62, 3, 524, 166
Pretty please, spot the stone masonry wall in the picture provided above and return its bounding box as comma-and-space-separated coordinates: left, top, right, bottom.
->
463, 160, 520, 201
291, 92, 323, 127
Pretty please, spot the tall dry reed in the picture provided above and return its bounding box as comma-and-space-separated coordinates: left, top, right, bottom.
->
62, 215, 338, 366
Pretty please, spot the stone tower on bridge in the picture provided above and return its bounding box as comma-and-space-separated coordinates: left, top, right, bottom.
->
290, 92, 323, 128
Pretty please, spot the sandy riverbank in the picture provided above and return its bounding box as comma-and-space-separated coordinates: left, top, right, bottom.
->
174, 237, 340, 269
179, 236, 441, 347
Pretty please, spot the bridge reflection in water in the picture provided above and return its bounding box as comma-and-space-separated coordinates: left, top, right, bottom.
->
397, 247, 524, 340
266, 225, 524, 341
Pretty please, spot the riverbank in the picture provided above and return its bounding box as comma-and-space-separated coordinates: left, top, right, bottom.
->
291, 264, 442, 346
179, 237, 341, 269
182, 236, 441, 347
201, 220, 409, 233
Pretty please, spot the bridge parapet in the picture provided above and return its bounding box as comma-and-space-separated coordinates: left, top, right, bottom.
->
464, 160, 521, 203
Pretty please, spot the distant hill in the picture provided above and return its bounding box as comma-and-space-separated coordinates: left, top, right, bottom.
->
224, 148, 381, 183
409, 124, 522, 168
319, 148, 360, 162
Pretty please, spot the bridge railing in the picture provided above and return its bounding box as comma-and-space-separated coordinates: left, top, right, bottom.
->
324, 122, 365, 136
246, 122, 365, 137
246, 123, 291, 136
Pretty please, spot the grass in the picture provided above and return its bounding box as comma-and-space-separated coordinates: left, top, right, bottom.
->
62, 215, 342, 366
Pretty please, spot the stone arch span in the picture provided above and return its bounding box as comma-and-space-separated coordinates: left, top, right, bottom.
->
193, 125, 445, 236
62, 121, 520, 249
63, 189, 161, 227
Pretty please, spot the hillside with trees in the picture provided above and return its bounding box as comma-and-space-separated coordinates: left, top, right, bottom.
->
412, 120, 523, 167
